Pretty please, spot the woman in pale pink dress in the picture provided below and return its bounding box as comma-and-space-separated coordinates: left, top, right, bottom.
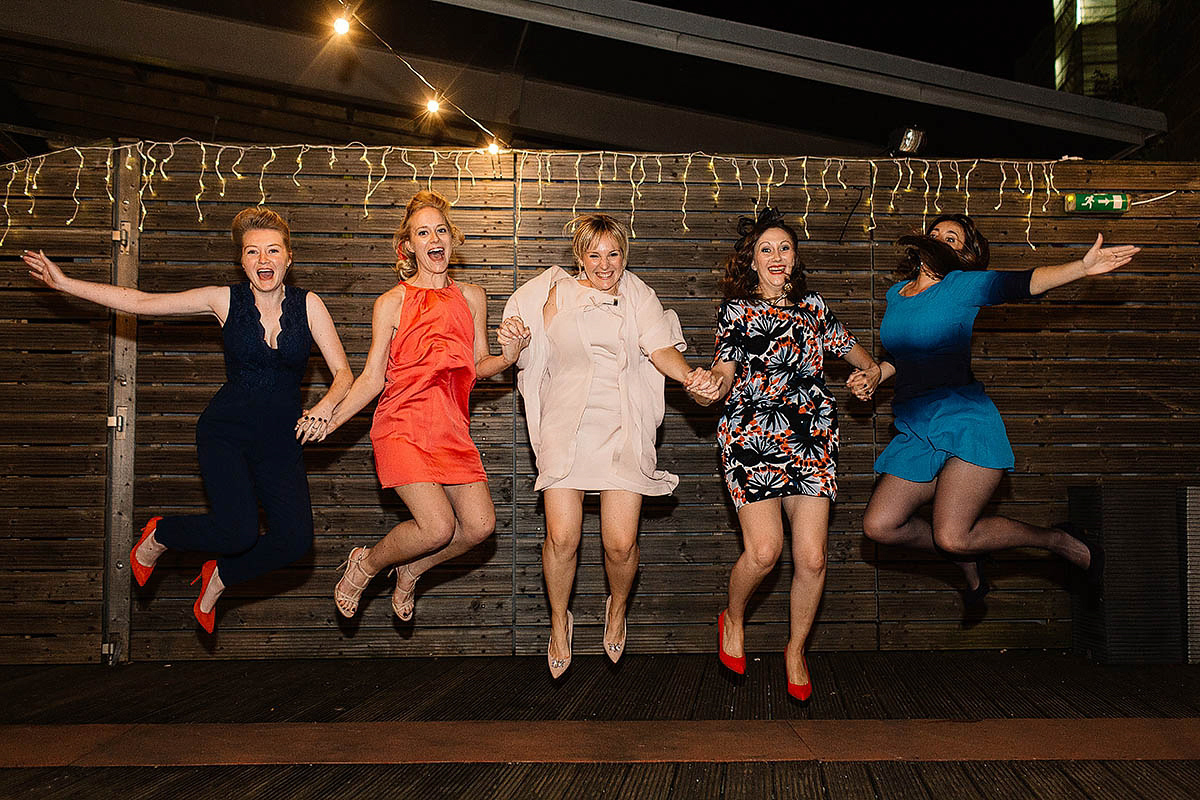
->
505, 214, 719, 678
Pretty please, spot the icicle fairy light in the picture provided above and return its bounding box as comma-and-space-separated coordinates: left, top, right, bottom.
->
994, 162, 1007, 210
820, 158, 832, 209
708, 157, 720, 203
951, 161, 961, 192
426, 150, 438, 190
0, 163, 16, 246
627, 154, 639, 237
889, 159, 902, 212
836, 160, 847, 191
751, 158, 762, 211
515, 151, 528, 236
1024, 161, 1036, 249
194, 143, 208, 221
22, 159, 35, 215
933, 161, 943, 214
680, 152, 693, 232
594, 152, 605, 209
159, 141, 175, 182
258, 147, 276, 207
572, 153, 582, 218
214, 147, 228, 197
230, 147, 245, 180
963, 160, 977, 215
104, 150, 114, 204
292, 144, 308, 188
66, 147, 84, 225
1040, 162, 1052, 213
904, 159, 914, 191
764, 159, 775, 208
920, 160, 931, 230
400, 148, 417, 183
535, 153, 545, 207
799, 157, 810, 239
865, 160, 877, 231
462, 150, 477, 187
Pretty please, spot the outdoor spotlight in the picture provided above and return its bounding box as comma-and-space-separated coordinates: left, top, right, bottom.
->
426, 98, 441, 113
333, 17, 350, 35
888, 126, 926, 156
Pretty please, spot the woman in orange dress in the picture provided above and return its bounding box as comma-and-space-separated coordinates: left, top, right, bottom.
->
326, 190, 529, 621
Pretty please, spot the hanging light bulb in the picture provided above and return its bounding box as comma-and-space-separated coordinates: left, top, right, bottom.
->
487, 141, 500, 155
333, 16, 350, 35
426, 98, 441, 113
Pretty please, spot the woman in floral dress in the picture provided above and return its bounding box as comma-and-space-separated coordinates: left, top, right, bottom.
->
692, 208, 877, 701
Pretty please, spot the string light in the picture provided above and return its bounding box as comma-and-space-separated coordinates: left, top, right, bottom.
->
488, 142, 500, 156
333, 16, 350, 35
334, 0, 504, 147
0, 141, 1112, 267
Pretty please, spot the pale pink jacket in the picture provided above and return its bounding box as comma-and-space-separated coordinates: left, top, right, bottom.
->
503, 266, 686, 495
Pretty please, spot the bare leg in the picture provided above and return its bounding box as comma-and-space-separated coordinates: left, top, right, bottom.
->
931, 458, 1092, 568
781, 495, 830, 687
863, 472, 982, 591
400, 481, 496, 578
599, 489, 643, 645
721, 498, 785, 661
543, 488, 584, 664
334, 482, 470, 613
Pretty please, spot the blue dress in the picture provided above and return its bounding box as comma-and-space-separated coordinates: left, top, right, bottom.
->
874, 269, 1032, 482
154, 282, 315, 586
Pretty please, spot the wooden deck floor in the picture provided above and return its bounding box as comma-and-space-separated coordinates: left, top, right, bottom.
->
1, 652, 1198, 798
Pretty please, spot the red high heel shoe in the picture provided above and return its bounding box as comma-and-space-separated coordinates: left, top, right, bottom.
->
717, 610, 746, 675
191, 560, 218, 634
787, 654, 812, 702
130, 516, 163, 587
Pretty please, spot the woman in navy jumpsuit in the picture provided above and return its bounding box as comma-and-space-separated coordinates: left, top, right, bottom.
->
24, 208, 352, 632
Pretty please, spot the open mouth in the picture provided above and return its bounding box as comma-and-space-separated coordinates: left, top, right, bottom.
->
427, 247, 446, 260
257, 268, 276, 280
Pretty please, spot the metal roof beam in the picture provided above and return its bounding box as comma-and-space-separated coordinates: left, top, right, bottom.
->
433, 0, 1167, 145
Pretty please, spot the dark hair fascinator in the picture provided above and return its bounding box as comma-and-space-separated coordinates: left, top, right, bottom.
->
737, 206, 786, 238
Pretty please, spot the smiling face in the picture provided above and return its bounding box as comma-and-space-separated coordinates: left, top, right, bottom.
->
240, 228, 291, 292
752, 226, 795, 298
400, 206, 453, 275
929, 220, 966, 252
578, 233, 626, 294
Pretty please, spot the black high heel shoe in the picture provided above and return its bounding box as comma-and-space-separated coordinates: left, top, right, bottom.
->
1055, 521, 1104, 586
961, 558, 990, 627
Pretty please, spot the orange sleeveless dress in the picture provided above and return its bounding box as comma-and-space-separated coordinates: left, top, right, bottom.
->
370, 282, 487, 488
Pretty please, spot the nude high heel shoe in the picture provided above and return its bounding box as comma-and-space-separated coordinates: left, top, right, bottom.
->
548, 611, 574, 679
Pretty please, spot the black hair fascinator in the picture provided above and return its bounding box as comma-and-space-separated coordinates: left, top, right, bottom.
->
737, 206, 786, 238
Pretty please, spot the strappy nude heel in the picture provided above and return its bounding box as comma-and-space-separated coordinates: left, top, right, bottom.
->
389, 564, 419, 621
334, 546, 374, 618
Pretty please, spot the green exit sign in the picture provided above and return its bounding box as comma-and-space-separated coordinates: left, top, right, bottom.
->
1064, 192, 1130, 213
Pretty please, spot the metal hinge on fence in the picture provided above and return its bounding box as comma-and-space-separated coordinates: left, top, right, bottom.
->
101, 640, 121, 666
106, 406, 127, 440
111, 221, 131, 254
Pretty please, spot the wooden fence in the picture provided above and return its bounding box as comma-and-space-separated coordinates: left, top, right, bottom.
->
2, 142, 1197, 663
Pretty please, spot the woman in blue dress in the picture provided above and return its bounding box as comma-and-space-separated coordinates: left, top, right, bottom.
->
849, 214, 1139, 610
24, 208, 352, 633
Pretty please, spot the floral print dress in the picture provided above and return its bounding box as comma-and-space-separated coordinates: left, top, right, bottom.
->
715, 293, 857, 508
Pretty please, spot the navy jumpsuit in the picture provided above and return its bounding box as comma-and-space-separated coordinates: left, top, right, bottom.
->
154, 282, 314, 585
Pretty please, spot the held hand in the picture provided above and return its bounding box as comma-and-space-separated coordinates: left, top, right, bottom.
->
23, 250, 69, 291
684, 367, 721, 403
1081, 233, 1140, 277
295, 406, 333, 444
496, 315, 531, 364
846, 364, 881, 401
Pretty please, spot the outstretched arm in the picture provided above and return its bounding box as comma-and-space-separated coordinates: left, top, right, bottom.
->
24, 249, 226, 319
462, 283, 530, 379
324, 289, 401, 435
1028, 234, 1140, 295
295, 292, 354, 444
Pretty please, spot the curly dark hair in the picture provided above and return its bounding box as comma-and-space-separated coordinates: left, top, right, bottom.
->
894, 213, 991, 281
718, 207, 808, 303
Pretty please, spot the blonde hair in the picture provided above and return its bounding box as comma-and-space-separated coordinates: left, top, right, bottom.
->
392, 190, 464, 280
231, 207, 291, 262
569, 213, 628, 272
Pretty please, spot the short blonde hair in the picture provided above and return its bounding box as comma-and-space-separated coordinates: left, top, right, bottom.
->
570, 213, 628, 271
392, 190, 464, 280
